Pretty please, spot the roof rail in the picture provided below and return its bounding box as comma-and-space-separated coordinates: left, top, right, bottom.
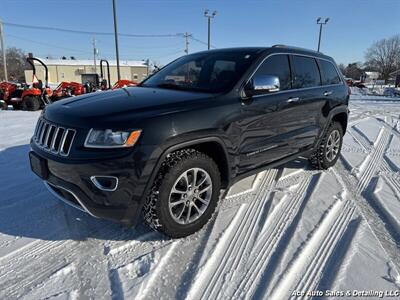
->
272, 44, 323, 55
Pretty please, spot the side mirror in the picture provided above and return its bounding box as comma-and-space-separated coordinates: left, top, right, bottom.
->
245, 75, 280, 97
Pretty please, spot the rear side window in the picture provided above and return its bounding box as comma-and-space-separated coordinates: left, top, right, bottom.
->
291, 55, 321, 89
253, 54, 291, 90
319, 60, 341, 85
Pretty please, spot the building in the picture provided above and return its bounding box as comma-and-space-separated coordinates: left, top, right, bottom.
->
24, 58, 149, 86
363, 71, 380, 83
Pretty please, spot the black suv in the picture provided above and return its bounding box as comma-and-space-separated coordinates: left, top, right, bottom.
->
29, 46, 349, 237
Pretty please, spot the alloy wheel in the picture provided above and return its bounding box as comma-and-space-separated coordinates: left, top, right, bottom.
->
325, 129, 341, 162
168, 167, 212, 225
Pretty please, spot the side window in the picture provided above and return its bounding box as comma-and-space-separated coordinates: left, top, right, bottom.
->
291, 56, 321, 89
253, 55, 291, 90
319, 60, 341, 85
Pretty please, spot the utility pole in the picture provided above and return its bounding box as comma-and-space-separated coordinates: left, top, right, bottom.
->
112, 0, 121, 81
204, 9, 217, 50
316, 17, 330, 52
184, 32, 192, 55
0, 19, 8, 81
92, 37, 98, 73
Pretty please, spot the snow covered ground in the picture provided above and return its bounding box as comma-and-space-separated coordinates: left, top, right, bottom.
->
1, 97, 400, 299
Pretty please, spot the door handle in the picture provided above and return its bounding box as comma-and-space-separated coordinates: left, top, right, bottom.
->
287, 97, 300, 103
323, 91, 333, 96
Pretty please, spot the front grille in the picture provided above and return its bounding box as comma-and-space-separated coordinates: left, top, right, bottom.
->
33, 118, 76, 156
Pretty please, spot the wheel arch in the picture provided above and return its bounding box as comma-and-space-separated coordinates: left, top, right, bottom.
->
147, 137, 231, 195
331, 111, 348, 134
326, 106, 349, 135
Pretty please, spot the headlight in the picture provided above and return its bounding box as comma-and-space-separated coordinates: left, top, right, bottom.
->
84, 129, 141, 148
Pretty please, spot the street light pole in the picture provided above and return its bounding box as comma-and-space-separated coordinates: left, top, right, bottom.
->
316, 17, 330, 52
92, 37, 97, 73
204, 9, 217, 50
0, 19, 8, 81
112, 0, 121, 81
184, 32, 192, 54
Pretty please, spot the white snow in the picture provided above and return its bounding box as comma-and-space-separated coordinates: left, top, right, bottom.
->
1, 95, 400, 299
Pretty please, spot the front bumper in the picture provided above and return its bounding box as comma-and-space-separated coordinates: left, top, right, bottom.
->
30, 149, 151, 226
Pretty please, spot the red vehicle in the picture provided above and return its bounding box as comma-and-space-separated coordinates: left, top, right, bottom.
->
2, 57, 54, 111
52, 81, 86, 100
0, 81, 22, 109
99, 59, 138, 90
113, 79, 138, 89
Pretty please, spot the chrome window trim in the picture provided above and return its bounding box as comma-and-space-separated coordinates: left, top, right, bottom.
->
242, 52, 344, 99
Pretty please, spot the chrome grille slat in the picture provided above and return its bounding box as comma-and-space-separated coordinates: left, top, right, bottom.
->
33, 118, 76, 157
43, 125, 53, 148
50, 127, 61, 152
39, 123, 48, 144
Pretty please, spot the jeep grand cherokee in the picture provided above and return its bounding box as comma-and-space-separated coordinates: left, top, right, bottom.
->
29, 46, 349, 237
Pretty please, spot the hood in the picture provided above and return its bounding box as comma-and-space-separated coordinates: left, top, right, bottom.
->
44, 87, 214, 128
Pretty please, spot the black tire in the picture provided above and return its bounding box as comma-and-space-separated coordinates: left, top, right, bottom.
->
1, 101, 7, 110
22, 96, 41, 111
143, 149, 221, 238
309, 122, 343, 170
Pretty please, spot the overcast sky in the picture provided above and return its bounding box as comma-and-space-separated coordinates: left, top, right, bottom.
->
1, 0, 399, 65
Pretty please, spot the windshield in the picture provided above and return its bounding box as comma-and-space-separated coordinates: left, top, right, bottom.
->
141, 50, 259, 93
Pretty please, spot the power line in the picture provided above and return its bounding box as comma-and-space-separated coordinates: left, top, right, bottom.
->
3, 22, 184, 38
6, 33, 183, 57
190, 36, 217, 49
6, 34, 93, 54
6, 33, 93, 54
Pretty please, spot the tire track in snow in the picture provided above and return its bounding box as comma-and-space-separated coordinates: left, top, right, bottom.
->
269, 199, 355, 300
333, 162, 400, 274
228, 175, 314, 299
348, 128, 372, 152
133, 241, 180, 300
375, 116, 400, 140
186, 169, 279, 300
292, 201, 355, 298
0, 225, 122, 299
356, 126, 390, 193
381, 161, 400, 199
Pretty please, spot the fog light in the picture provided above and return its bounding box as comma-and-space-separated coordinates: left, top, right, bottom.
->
90, 176, 118, 192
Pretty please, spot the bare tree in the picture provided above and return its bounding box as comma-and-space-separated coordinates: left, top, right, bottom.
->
337, 63, 346, 75
0, 47, 30, 82
365, 35, 400, 82
344, 62, 364, 80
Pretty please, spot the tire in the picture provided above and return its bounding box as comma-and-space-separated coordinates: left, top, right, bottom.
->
12, 104, 21, 110
0, 101, 7, 110
309, 122, 343, 170
22, 96, 41, 111
143, 149, 221, 238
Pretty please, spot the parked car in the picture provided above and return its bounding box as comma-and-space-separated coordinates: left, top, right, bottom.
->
383, 87, 400, 97
29, 46, 349, 238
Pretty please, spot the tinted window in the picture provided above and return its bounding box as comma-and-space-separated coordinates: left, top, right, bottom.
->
319, 60, 341, 85
253, 55, 291, 90
292, 56, 321, 89
142, 51, 259, 93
